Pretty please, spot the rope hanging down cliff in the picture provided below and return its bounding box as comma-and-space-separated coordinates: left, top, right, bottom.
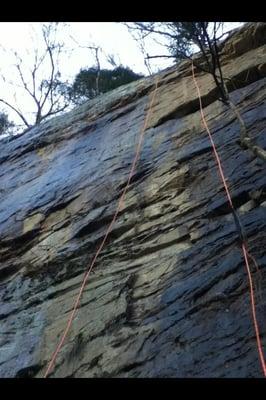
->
43, 78, 160, 378
191, 60, 266, 377
44, 64, 265, 378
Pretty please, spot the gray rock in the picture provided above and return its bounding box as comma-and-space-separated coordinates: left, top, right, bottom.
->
0, 23, 266, 378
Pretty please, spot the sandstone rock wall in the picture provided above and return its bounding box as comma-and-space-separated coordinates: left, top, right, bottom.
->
0, 22, 266, 377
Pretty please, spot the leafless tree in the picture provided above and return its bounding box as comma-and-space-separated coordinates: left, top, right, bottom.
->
86, 45, 101, 96
0, 23, 70, 130
70, 35, 102, 96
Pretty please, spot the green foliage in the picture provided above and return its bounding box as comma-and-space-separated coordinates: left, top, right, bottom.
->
159, 22, 211, 60
0, 112, 14, 136
128, 22, 228, 102
165, 22, 200, 59
68, 66, 144, 105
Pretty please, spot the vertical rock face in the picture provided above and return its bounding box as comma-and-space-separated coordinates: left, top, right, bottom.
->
0, 23, 266, 378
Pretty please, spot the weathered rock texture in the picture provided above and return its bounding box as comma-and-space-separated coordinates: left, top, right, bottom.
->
0, 23, 266, 378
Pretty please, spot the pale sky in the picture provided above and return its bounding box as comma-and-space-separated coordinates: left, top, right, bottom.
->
0, 22, 243, 130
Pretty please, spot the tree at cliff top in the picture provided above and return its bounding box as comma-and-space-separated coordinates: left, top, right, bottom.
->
126, 22, 266, 161
125, 22, 229, 102
66, 66, 144, 106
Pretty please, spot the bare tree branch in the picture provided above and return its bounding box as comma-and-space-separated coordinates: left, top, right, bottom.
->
0, 98, 30, 127
0, 23, 70, 131
39, 26, 56, 117
69, 35, 102, 96
126, 22, 179, 41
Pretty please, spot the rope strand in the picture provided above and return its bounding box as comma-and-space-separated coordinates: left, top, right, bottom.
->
191, 61, 266, 377
43, 64, 265, 378
43, 78, 159, 378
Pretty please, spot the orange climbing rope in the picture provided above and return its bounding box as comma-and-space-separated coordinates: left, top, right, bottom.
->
191, 61, 266, 377
43, 78, 159, 378
44, 63, 265, 378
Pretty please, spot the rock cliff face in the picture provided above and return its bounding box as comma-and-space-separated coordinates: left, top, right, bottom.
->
0, 23, 266, 378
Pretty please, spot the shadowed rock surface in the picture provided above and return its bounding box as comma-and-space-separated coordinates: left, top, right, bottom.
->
0, 22, 266, 378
